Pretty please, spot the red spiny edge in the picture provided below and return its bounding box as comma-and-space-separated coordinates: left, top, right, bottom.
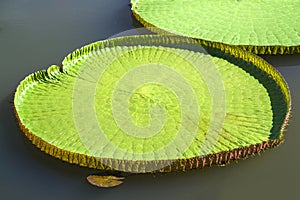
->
161, 139, 282, 172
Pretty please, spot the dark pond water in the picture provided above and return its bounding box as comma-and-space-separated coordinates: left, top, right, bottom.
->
0, 0, 299, 199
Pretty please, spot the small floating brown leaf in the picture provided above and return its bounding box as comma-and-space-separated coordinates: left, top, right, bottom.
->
87, 175, 125, 188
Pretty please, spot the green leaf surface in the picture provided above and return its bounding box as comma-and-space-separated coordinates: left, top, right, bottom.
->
14, 35, 290, 172
131, 0, 300, 54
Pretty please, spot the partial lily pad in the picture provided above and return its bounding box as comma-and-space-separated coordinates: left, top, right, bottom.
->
131, 0, 300, 54
14, 35, 290, 174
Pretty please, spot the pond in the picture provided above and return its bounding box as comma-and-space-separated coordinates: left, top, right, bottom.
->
0, 0, 299, 199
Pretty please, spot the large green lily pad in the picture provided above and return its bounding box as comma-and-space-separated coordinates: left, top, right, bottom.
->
131, 0, 300, 54
14, 35, 290, 173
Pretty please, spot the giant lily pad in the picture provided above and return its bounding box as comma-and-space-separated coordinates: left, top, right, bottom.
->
14, 35, 290, 176
131, 0, 300, 54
